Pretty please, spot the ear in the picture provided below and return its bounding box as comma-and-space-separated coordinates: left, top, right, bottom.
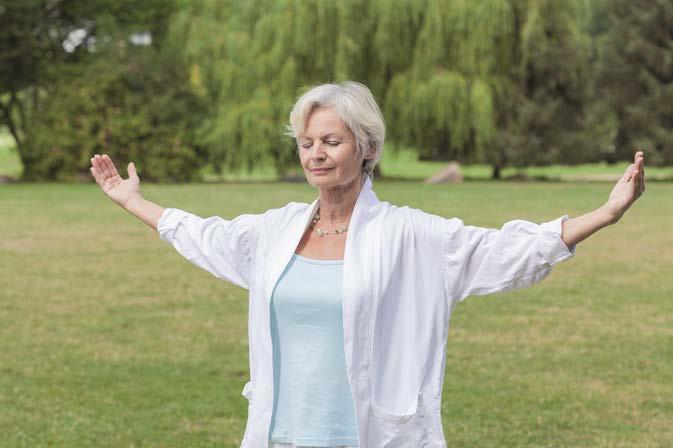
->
364, 146, 376, 160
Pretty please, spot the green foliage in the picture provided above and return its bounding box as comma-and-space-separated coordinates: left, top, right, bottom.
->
23, 49, 205, 181
598, 0, 673, 165
0, 0, 201, 181
2, 0, 671, 181
173, 0, 528, 175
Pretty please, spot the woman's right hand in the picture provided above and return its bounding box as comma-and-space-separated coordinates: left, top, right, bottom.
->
90, 154, 141, 209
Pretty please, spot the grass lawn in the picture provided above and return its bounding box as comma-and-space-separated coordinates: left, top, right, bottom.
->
1, 180, 671, 447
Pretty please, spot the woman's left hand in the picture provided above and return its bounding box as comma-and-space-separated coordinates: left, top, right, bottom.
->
605, 150, 646, 223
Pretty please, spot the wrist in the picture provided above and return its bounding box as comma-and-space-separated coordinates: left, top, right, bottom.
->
123, 192, 143, 211
600, 203, 620, 226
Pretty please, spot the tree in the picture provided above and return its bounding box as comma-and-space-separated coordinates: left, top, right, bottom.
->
27, 45, 205, 181
172, 0, 597, 179
599, 0, 673, 165
0, 0, 202, 180
167, 0, 379, 178
2, 0, 612, 180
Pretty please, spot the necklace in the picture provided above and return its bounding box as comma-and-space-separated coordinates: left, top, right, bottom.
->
308, 209, 348, 237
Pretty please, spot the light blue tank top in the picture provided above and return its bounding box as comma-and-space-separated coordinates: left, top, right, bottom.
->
268, 253, 359, 447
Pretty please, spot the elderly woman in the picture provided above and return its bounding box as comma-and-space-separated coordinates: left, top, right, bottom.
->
90, 81, 645, 448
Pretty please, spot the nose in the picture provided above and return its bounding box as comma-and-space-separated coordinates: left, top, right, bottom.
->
308, 141, 327, 160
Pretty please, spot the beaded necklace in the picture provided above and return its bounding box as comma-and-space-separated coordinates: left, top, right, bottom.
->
308, 209, 348, 237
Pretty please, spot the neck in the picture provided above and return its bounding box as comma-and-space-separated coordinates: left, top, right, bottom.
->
317, 174, 365, 225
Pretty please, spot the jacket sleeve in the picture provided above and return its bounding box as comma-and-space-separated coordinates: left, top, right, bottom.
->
157, 207, 261, 290
444, 215, 575, 304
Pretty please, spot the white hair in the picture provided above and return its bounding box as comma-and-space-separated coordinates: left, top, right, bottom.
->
285, 81, 385, 180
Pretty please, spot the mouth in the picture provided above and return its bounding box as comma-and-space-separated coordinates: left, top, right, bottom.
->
310, 168, 334, 173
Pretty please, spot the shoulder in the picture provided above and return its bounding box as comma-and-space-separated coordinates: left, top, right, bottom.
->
261, 201, 311, 226
386, 203, 447, 228
370, 203, 448, 259
373, 201, 448, 239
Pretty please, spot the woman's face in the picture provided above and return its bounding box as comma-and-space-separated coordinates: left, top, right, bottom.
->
299, 107, 371, 189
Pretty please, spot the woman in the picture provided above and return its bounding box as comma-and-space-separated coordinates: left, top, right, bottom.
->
90, 81, 645, 448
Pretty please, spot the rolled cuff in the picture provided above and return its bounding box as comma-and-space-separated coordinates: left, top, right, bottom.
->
539, 215, 576, 265
157, 208, 189, 243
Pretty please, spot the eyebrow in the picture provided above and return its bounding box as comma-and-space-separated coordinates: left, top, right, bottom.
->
301, 133, 343, 140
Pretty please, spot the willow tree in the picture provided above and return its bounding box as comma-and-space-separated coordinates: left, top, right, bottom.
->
383, 0, 512, 165
168, 0, 378, 177
384, 0, 594, 177
169, 0, 595, 179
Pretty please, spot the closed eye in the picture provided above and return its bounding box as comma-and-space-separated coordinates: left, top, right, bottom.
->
301, 141, 341, 148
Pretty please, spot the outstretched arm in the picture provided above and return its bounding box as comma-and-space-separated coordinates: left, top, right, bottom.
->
91, 153, 260, 289
443, 151, 645, 303
561, 151, 646, 249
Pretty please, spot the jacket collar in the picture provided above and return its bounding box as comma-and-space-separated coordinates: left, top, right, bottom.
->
301, 174, 378, 235
265, 175, 379, 301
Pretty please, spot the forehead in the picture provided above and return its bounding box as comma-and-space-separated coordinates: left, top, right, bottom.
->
302, 107, 348, 137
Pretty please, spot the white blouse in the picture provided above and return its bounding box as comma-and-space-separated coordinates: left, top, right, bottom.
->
157, 175, 575, 447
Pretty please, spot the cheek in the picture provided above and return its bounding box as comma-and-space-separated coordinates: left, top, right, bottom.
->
335, 144, 358, 163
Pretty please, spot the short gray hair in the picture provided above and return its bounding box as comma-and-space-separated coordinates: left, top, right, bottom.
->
285, 81, 385, 179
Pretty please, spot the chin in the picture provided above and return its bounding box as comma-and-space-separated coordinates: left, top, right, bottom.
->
307, 174, 339, 187
309, 178, 336, 187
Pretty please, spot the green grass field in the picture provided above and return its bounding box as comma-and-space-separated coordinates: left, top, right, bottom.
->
1, 180, 671, 447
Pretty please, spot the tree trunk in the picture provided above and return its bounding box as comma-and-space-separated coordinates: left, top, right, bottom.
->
491, 164, 501, 179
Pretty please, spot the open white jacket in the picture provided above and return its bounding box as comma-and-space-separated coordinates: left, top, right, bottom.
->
157, 176, 575, 447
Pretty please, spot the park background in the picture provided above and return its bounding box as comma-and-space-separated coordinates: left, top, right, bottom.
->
1, 0, 672, 446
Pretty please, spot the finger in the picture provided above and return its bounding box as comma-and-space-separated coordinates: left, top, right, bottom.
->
98, 154, 113, 178
621, 163, 636, 182
638, 163, 644, 183
635, 150, 644, 174
89, 166, 98, 183
632, 169, 639, 189
638, 155, 645, 178
94, 154, 105, 177
103, 154, 120, 178
90, 165, 104, 187
127, 161, 138, 179
635, 154, 645, 188
90, 157, 98, 178
92, 155, 107, 179
93, 154, 107, 180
